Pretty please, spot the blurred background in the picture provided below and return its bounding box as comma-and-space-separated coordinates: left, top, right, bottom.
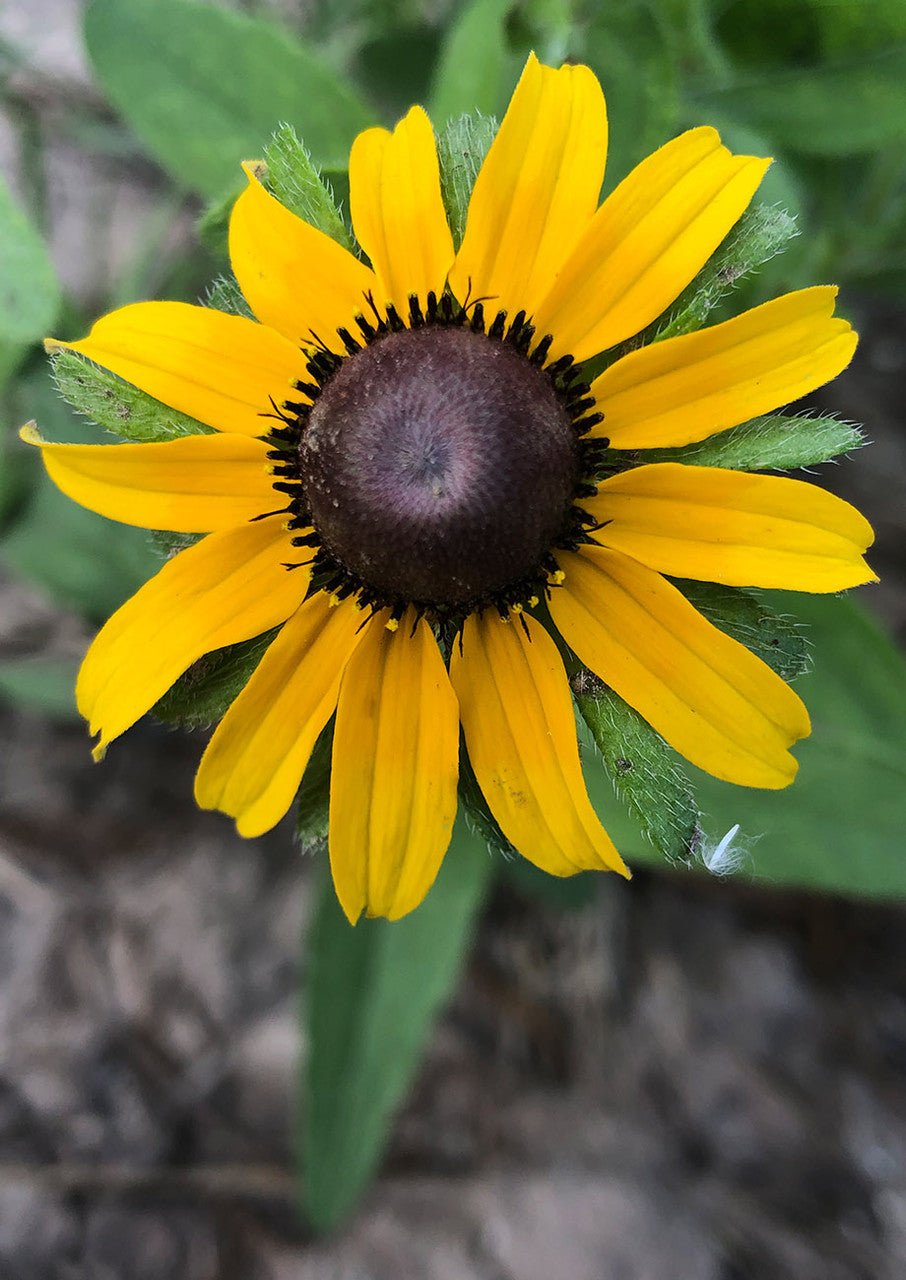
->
1, 0, 906, 1276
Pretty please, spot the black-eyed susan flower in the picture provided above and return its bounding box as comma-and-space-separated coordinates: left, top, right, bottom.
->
26, 55, 875, 921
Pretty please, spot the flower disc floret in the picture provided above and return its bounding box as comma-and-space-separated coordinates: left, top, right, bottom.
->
297, 325, 579, 611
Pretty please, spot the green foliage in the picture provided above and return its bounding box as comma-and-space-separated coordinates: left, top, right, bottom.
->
428, 0, 511, 127
302, 817, 491, 1229
611, 414, 865, 474
0, 171, 60, 354
692, 47, 906, 156
52, 350, 214, 442
296, 722, 334, 847
263, 124, 355, 251
83, 0, 376, 199
0, 656, 79, 719
585, 1, 680, 189
1, 474, 158, 621
575, 673, 702, 864
153, 629, 277, 729
688, 593, 906, 898
205, 277, 254, 321
580, 593, 906, 901
436, 113, 497, 248
1, 359, 159, 617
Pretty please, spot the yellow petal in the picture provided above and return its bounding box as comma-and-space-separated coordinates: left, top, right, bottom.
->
588, 287, 858, 448
229, 164, 376, 350
194, 593, 365, 838
533, 127, 770, 361
47, 301, 311, 437
22, 425, 277, 532
448, 54, 607, 324
78, 515, 309, 755
589, 463, 877, 591
450, 611, 628, 878
329, 610, 460, 923
349, 107, 455, 315
548, 546, 810, 788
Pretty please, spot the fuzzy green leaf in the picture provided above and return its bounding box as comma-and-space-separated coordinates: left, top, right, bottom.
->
153, 629, 277, 729
612, 413, 864, 473
52, 349, 214, 442
205, 276, 254, 320
84, 0, 375, 199
302, 816, 491, 1229
436, 112, 497, 249
458, 745, 512, 861
575, 675, 702, 864
263, 123, 355, 251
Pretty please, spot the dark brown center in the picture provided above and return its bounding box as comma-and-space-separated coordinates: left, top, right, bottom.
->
299, 326, 578, 608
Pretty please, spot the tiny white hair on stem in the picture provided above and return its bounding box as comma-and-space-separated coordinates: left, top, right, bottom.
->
697, 822, 759, 877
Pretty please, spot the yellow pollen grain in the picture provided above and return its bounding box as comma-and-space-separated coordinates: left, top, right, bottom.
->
549, 569, 566, 585
511, 603, 524, 614
385, 617, 399, 632
328, 594, 341, 608
528, 595, 539, 607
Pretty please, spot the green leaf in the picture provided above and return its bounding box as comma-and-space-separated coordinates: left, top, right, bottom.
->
690, 46, 906, 156
295, 721, 333, 847
84, 0, 376, 200
0, 170, 60, 348
687, 593, 906, 898
52, 349, 214, 442
205, 276, 254, 320
0, 472, 158, 621
436, 112, 497, 249
580, 593, 906, 900
3, 358, 157, 616
196, 184, 242, 258
585, 3, 680, 189
611, 413, 864, 473
263, 124, 355, 251
0, 655, 79, 719
575, 673, 702, 864
302, 815, 491, 1229
428, 0, 511, 128
153, 628, 277, 729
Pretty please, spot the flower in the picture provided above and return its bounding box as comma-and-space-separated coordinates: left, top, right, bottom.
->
26, 55, 875, 922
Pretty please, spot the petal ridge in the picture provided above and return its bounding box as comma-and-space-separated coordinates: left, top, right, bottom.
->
350, 107, 454, 312
548, 545, 810, 788
329, 610, 460, 922
450, 611, 628, 878
589, 462, 877, 591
